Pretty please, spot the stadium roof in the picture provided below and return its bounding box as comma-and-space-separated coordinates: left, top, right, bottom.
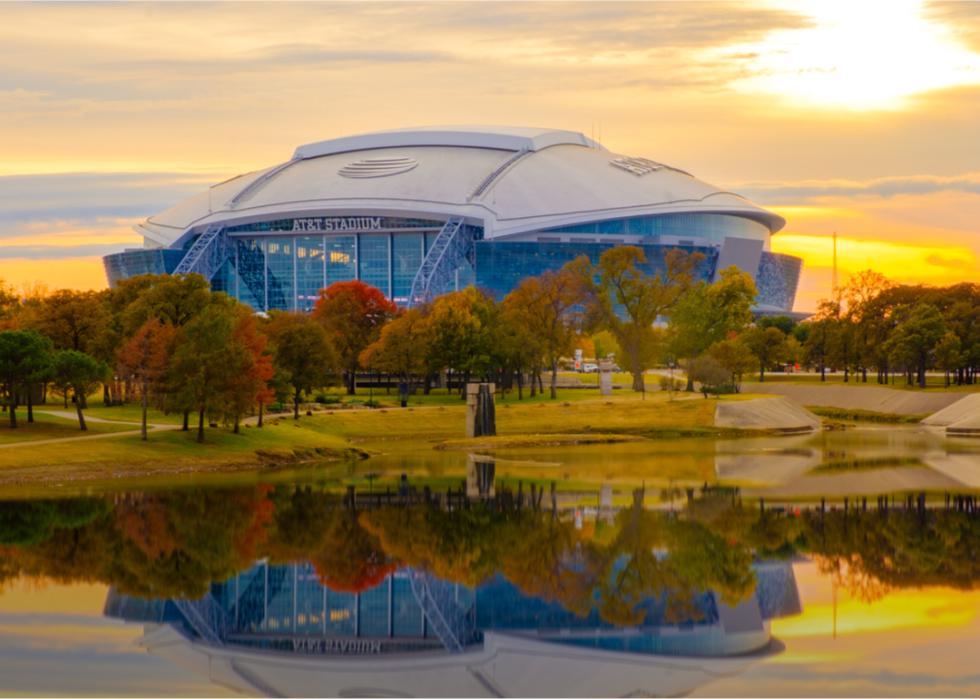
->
136, 126, 785, 247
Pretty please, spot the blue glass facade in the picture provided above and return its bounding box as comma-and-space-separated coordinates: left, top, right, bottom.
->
543, 212, 769, 245
474, 240, 720, 300
105, 213, 800, 312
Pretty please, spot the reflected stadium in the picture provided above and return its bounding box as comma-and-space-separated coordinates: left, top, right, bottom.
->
105, 558, 800, 697
103, 126, 802, 312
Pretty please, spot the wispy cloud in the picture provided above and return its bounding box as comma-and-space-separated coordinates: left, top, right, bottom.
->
737, 173, 980, 204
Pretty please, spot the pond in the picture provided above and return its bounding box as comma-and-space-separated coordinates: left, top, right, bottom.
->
0, 428, 978, 696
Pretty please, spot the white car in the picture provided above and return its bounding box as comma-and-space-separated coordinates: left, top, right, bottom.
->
580, 362, 599, 373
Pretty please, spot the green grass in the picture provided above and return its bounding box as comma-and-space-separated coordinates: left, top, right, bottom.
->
808, 406, 927, 424
0, 411, 137, 443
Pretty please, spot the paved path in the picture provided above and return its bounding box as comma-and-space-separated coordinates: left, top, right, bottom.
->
0, 411, 179, 450
742, 383, 967, 415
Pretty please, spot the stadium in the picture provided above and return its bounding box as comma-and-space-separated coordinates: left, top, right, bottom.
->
103, 126, 801, 312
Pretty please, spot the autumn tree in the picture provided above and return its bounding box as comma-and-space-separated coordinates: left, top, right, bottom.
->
359, 307, 432, 399
117, 319, 176, 440
589, 246, 703, 392
502, 258, 589, 398
49, 350, 109, 431
313, 280, 396, 394
221, 309, 275, 433
266, 312, 338, 419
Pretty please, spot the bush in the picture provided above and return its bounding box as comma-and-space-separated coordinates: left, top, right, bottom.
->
314, 392, 341, 405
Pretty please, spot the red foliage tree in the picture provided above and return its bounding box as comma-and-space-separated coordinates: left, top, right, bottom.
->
312, 281, 397, 394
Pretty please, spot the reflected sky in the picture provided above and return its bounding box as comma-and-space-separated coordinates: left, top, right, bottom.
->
0, 579, 237, 696
694, 562, 980, 697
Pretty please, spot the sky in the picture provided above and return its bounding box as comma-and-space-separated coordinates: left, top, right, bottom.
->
1, 1, 979, 312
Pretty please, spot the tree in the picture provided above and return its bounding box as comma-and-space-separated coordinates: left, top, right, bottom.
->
221, 309, 276, 433
117, 319, 176, 440
706, 337, 756, 392
883, 303, 946, 388
589, 246, 703, 392
669, 267, 756, 390
934, 331, 963, 388
743, 325, 790, 382
425, 287, 500, 392
313, 281, 397, 394
267, 312, 338, 419
502, 259, 588, 398
28, 289, 110, 354
686, 355, 729, 398
0, 330, 52, 428
359, 307, 432, 396
169, 298, 244, 442
49, 350, 109, 430
120, 274, 212, 334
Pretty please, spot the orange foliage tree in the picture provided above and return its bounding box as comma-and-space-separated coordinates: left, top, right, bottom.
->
313, 281, 397, 394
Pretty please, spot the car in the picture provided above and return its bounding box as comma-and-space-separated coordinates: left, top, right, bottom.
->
581, 362, 599, 373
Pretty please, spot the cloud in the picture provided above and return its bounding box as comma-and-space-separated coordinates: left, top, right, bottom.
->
736, 173, 980, 204
0, 172, 214, 226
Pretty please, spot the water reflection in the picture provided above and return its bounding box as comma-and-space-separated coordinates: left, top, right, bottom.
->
0, 481, 977, 697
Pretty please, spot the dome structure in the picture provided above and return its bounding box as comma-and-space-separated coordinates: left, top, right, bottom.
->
104, 125, 801, 312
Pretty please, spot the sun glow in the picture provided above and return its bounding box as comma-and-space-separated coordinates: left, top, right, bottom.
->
722, 0, 980, 110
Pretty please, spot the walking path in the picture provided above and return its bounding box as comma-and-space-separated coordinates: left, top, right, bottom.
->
0, 410, 179, 450
742, 383, 967, 415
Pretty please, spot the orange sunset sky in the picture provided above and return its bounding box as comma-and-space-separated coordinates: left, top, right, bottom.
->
1, 1, 978, 312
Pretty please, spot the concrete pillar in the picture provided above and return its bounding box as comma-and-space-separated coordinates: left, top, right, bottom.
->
599, 359, 614, 396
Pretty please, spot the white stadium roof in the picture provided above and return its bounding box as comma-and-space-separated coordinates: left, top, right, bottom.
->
136, 126, 785, 247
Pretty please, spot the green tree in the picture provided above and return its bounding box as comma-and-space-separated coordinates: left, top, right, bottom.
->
933, 331, 963, 388
590, 247, 703, 392
669, 266, 756, 390
425, 287, 500, 392
49, 350, 109, 431
743, 325, 790, 382
686, 355, 729, 397
359, 307, 432, 392
266, 312, 339, 419
883, 303, 947, 388
707, 337, 756, 392
0, 330, 52, 428
169, 298, 244, 442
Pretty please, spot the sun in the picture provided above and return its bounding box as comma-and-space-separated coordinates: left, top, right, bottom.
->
718, 0, 980, 111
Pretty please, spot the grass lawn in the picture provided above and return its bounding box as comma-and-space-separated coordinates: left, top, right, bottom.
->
0, 389, 753, 493
0, 411, 138, 444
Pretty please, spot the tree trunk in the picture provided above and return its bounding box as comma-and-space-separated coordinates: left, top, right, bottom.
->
63, 392, 68, 408
27, 387, 33, 423
550, 361, 558, 399
75, 394, 87, 431
197, 407, 205, 443
820, 362, 826, 381
103, 384, 111, 406
8, 395, 15, 428
140, 380, 148, 441
346, 368, 356, 395
632, 371, 644, 392
233, 414, 240, 434
294, 388, 301, 420
517, 371, 523, 400
182, 410, 189, 431
258, 401, 264, 428
759, 365, 765, 383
